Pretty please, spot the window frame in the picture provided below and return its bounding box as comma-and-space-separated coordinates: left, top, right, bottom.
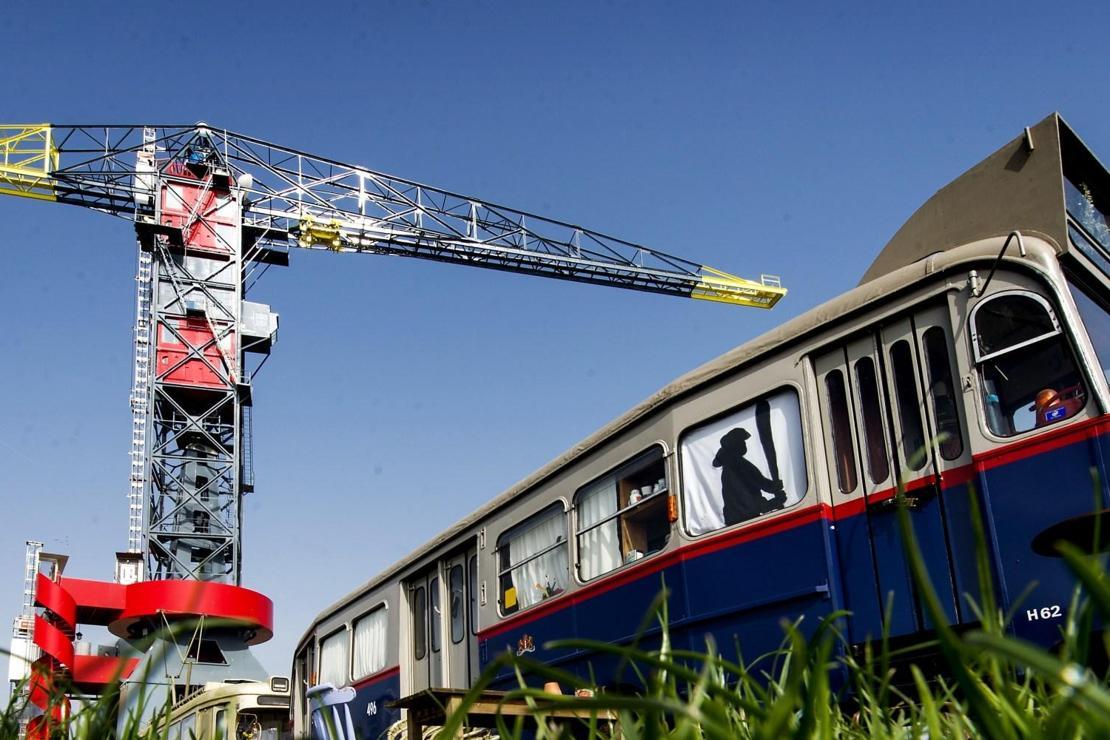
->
495, 501, 569, 617
468, 554, 478, 636
888, 338, 928, 472
429, 576, 441, 655
921, 325, 965, 461
317, 626, 350, 688
852, 355, 891, 485
412, 585, 427, 661
351, 602, 389, 680
970, 288, 1090, 438
449, 564, 466, 645
677, 384, 810, 539
824, 368, 858, 494
1066, 274, 1110, 389
970, 290, 1062, 364
572, 444, 671, 583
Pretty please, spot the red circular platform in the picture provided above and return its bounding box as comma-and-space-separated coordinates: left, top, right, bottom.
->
109, 580, 273, 645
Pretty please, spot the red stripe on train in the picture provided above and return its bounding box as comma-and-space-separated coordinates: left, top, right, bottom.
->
478, 416, 1110, 641
351, 665, 400, 690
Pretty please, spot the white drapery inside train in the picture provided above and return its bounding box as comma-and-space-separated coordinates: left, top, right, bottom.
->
353, 607, 387, 678
576, 477, 621, 580
319, 628, 350, 688
680, 389, 807, 536
506, 508, 569, 609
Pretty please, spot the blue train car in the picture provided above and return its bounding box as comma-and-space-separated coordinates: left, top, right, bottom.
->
292, 113, 1110, 737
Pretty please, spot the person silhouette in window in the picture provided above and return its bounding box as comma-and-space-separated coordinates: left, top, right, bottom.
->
713, 427, 785, 526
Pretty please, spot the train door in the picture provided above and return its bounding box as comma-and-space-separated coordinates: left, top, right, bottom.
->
816, 304, 966, 641
444, 548, 478, 688
407, 568, 443, 691
877, 307, 966, 628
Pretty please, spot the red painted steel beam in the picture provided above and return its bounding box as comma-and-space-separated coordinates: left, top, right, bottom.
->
109, 580, 273, 644
71, 654, 139, 687
60, 577, 127, 625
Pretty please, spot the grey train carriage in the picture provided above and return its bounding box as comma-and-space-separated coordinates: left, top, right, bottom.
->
291, 113, 1110, 737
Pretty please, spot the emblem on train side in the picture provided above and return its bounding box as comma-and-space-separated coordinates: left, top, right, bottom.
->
516, 634, 536, 656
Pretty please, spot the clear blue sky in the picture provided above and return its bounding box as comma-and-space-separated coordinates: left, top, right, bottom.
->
2, 0, 1109, 678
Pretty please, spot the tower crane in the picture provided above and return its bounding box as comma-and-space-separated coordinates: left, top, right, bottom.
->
0, 123, 786, 589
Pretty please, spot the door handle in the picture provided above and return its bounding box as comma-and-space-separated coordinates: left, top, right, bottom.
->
867, 485, 938, 513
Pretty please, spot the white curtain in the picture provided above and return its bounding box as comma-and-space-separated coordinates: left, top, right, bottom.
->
318, 629, 349, 688
681, 390, 807, 536
352, 608, 387, 678
507, 510, 569, 609
577, 477, 620, 580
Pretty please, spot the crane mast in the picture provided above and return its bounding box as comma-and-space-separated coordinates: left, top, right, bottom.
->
0, 123, 787, 586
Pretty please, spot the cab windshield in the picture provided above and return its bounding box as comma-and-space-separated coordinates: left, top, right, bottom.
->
235, 709, 290, 740
973, 291, 1086, 436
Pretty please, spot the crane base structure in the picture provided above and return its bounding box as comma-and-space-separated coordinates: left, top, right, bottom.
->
9, 543, 273, 736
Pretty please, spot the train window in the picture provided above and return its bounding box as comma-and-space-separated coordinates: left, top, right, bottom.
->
825, 370, 858, 493
574, 447, 670, 581
468, 555, 478, 635
1066, 176, 1110, 252
214, 708, 226, 738
922, 327, 964, 460
890, 340, 927, 469
496, 503, 569, 616
972, 292, 1087, 436
449, 565, 465, 644
430, 577, 441, 654
412, 586, 427, 660
1068, 279, 1110, 384
854, 357, 890, 484
318, 628, 349, 688
352, 606, 388, 678
680, 388, 807, 536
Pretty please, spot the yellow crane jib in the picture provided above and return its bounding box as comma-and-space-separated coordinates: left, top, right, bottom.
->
691, 266, 787, 309
0, 125, 58, 201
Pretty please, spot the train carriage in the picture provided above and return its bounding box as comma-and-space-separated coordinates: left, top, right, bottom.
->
292, 113, 1110, 737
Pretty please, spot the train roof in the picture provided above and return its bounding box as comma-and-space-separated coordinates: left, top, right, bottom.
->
298, 112, 1108, 647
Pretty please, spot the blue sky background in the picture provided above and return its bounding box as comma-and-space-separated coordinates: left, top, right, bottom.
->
2, 0, 1109, 679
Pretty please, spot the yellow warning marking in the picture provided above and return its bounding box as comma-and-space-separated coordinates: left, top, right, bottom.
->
691, 265, 787, 309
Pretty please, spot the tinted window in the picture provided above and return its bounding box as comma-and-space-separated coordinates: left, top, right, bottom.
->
890, 340, 927, 470
854, 357, 890, 484
412, 586, 426, 660
449, 565, 465, 644
825, 370, 858, 494
974, 294, 1057, 357
468, 555, 478, 635
1069, 279, 1110, 385
922, 327, 964, 460
429, 577, 441, 653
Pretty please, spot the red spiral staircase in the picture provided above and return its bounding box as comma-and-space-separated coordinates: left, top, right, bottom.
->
26, 573, 75, 739
14, 547, 272, 735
